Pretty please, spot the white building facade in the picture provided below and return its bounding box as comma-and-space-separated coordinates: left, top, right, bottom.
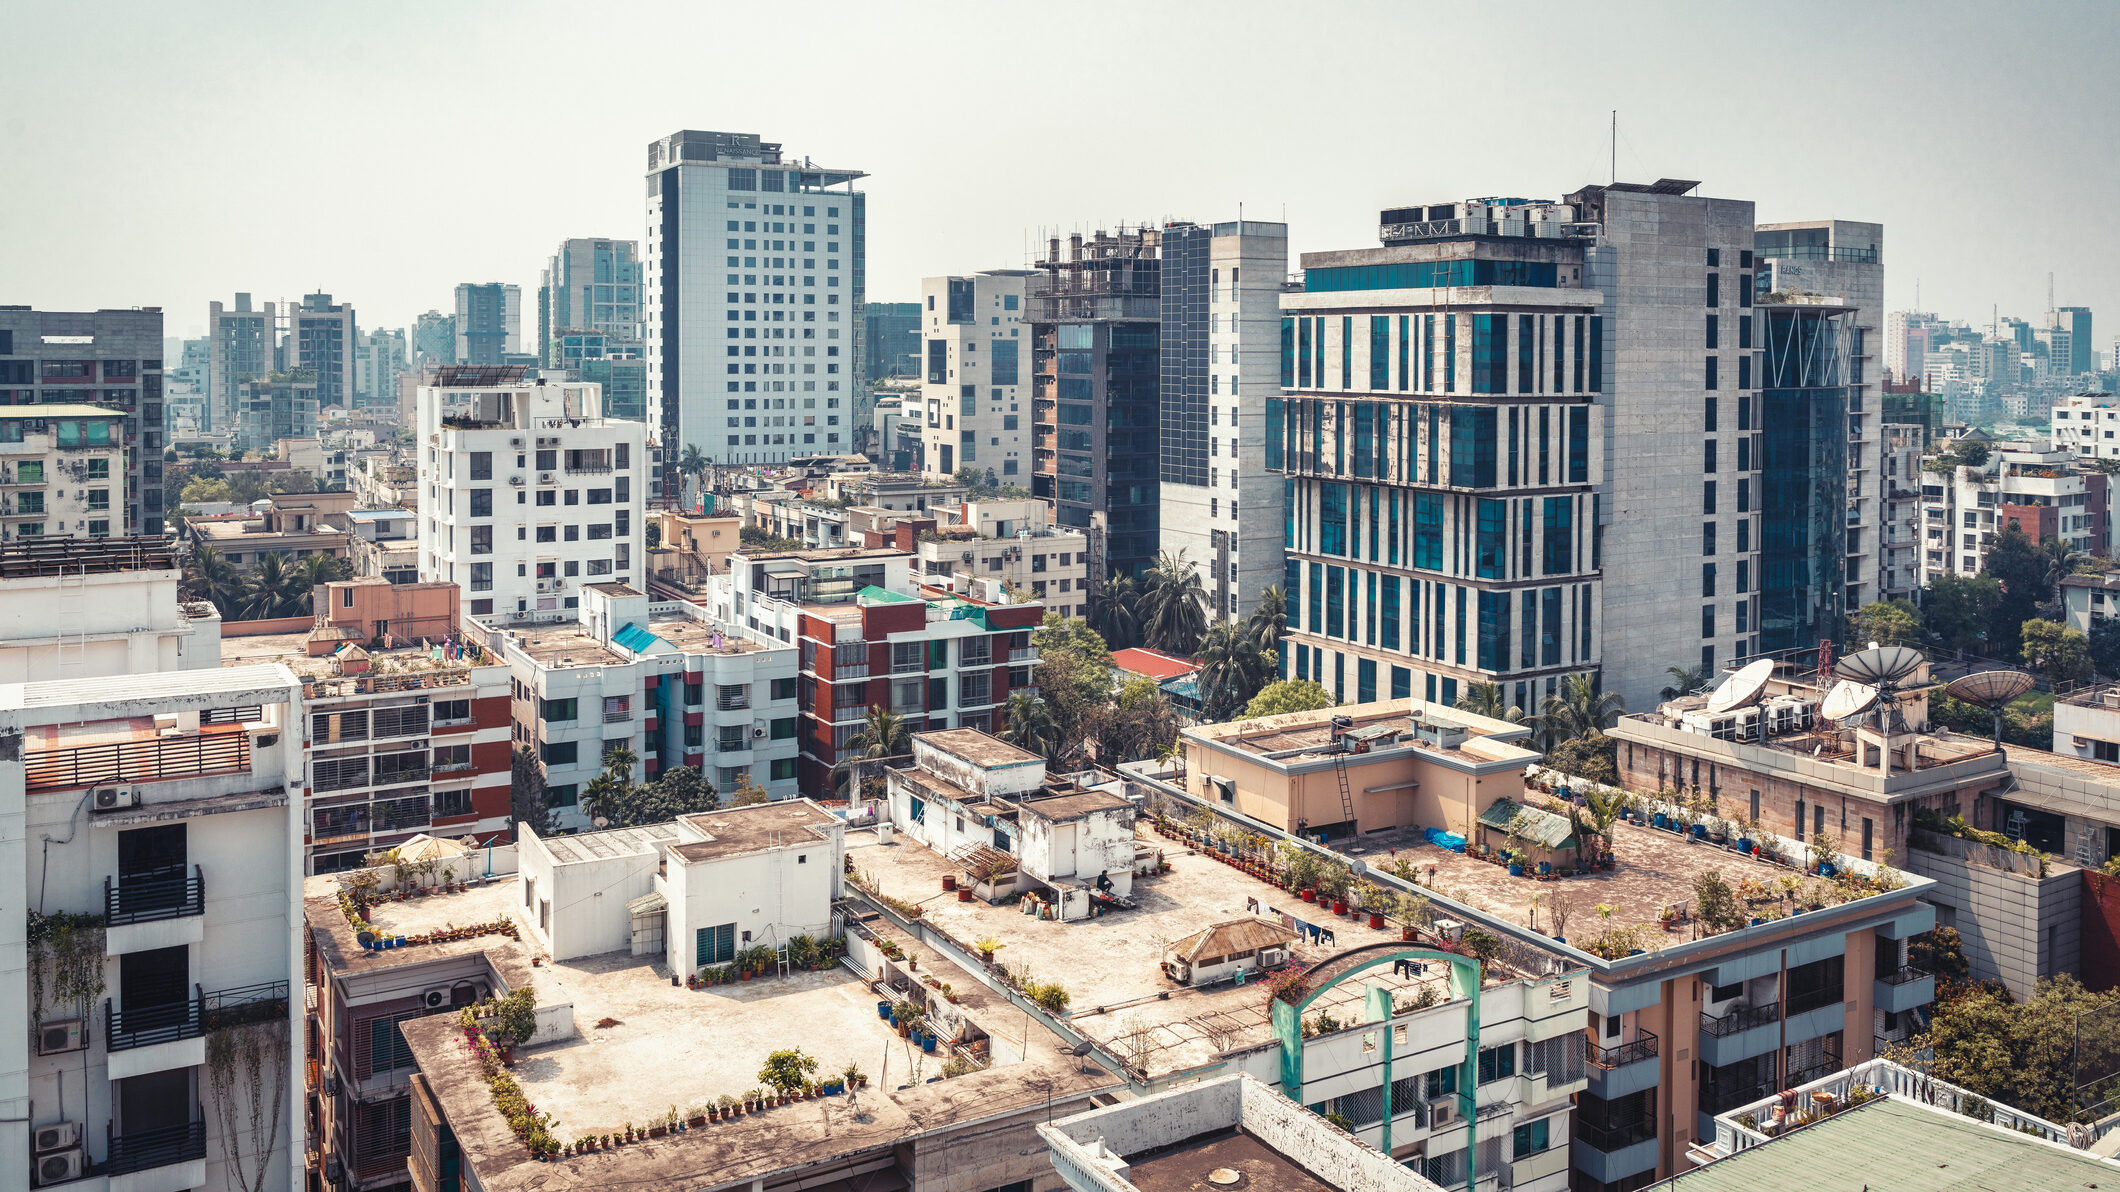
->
644, 129, 867, 473
1159, 220, 1290, 624
415, 373, 647, 619
917, 271, 1033, 480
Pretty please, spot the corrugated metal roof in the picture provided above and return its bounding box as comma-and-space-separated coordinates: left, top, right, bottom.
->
1669, 1098, 2116, 1191
1166, 917, 1299, 965
1477, 797, 1576, 850
612, 623, 662, 653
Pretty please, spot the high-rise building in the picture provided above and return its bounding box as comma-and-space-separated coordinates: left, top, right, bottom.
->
353, 326, 408, 412
415, 368, 647, 619
1031, 228, 1164, 584
0, 306, 167, 535
555, 330, 648, 423
539, 238, 643, 365
412, 309, 456, 368
234, 371, 320, 454
1271, 199, 1604, 714
1158, 220, 1288, 625
863, 300, 920, 381
1878, 376, 1936, 600
454, 282, 520, 367
916, 272, 1032, 479
289, 291, 356, 408
208, 293, 275, 433
1755, 220, 1884, 614
643, 129, 867, 476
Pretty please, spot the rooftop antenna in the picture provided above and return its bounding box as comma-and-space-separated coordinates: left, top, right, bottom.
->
1944, 670, 2035, 752
1610, 111, 1617, 185
1834, 645, 1927, 777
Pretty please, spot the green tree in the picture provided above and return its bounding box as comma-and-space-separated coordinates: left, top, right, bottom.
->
509, 746, 552, 838
183, 543, 240, 611
1136, 550, 1208, 654
1032, 613, 1115, 753
2020, 618, 2092, 684
2090, 619, 2120, 675
238, 552, 307, 619
1240, 679, 1333, 721
1660, 663, 1709, 702
678, 443, 708, 485
833, 706, 912, 799
1246, 585, 1288, 656
997, 690, 1061, 758
1546, 732, 1619, 785
1539, 673, 1624, 742
758, 1047, 820, 1097
1194, 621, 1271, 722
1848, 598, 1923, 647
1924, 573, 2004, 653
1925, 975, 2120, 1124
296, 552, 348, 595
1097, 677, 1179, 763
1457, 682, 1539, 740
1983, 525, 2052, 657
1086, 573, 1141, 650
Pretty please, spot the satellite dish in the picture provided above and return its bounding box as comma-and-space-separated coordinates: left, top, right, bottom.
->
1820, 680, 1880, 722
1348, 858, 1368, 877
1834, 645, 1925, 689
1706, 658, 1775, 714
1945, 670, 2036, 708
592, 816, 610, 829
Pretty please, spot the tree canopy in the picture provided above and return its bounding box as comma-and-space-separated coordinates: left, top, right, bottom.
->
1848, 599, 1923, 647
1924, 974, 2120, 1124
2020, 618, 2092, 684
1239, 679, 1333, 720
1924, 573, 2004, 654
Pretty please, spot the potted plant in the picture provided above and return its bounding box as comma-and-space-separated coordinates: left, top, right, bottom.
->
974, 935, 1006, 965
844, 1062, 865, 1090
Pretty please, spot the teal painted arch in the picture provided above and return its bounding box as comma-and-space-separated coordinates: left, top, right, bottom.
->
1268, 942, 1483, 1180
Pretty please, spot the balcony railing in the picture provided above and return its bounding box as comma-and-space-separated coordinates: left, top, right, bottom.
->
26, 728, 251, 791
603, 709, 633, 724
1576, 1118, 1657, 1153
106, 980, 289, 1051
1877, 964, 1929, 987
832, 663, 871, 680
107, 1120, 207, 1176
1586, 1029, 1659, 1069
1786, 983, 1845, 1017
1009, 647, 1041, 663
1701, 1003, 1780, 1037
891, 659, 926, 675
716, 693, 750, 711
959, 652, 994, 668
106, 864, 204, 925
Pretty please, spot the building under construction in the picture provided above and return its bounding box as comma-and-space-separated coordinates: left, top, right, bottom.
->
1030, 227, 1164, 585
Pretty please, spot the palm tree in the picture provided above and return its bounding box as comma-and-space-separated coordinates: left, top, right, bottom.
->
1087, 573, 1141, 650
1455, 681, 1544, 743
1539, 673, 1624, 743
679, 443, 709, 486
183, 543, 239, 611
834, 706, 912, 798
1246, 585, 1288, 656
1137, 550, 1209, 654
998, 690, 1061, 758
296, 552, 346, 606
1660, 663, 1709, 702
240, 553, 303, 620
1194, 621, 1269, 721
2040, 535, 2086, 604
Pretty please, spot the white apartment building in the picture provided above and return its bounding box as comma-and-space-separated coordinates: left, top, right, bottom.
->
3, 664, 303, 1192
0, 536, 220, 681
644, 129, 867, 472
415, 371, 647, 619
207, 295, 275, 435
1920, 441, 2112, 583
473, 582, 801, 831
917, 271, 1033, 479
353, 327, 407, 413
1160, 221, 1290, 624
1880, 419, 1928, 600
902, 498, 1091, 618
2050, 391, 2120, 459
0, 405, 129, 542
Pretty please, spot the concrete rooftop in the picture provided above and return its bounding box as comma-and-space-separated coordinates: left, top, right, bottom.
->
219, 629, 490, 681
848, 829, 1455, 1078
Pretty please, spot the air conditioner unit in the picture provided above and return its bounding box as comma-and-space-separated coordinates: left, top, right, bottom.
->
539, 472, 556, 485
1433, 919, 1465, 944
1428, 1097, 1458, 1127
33, 1147, 83, 1187
323, 1073, 341, 1097
33, 1121, 80, 1153
511, 438, 524, 447
421, 986, 451, 1010
92, 785, 141, 811
753, 725, 768, 738
36, 1020, 83, 1056
325, 1154, 343, 1183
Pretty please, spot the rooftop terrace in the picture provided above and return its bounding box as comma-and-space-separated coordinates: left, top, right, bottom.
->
219, 629, 495, 686
849, 828, 1460, 1078
1189, 700, 1536, 767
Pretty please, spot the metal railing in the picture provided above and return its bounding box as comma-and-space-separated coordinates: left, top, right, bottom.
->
603, 708, 632, 723
1586, 1029, 1659, 1069
891, 660, 926, 675
716, 693, 750, 711
1009, 648, 1041, 663
107, 1120, 206, 1176
106, 865, 204, 925
1701, 1003, 1781, 1037
1787, 982, 1846, 1017
27, 729, 251, 791
106, 980, 288, 1051
1576, 1117, 1657, 1153
1878, 964, 1930, 987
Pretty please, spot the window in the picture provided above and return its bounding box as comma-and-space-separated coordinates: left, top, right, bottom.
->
541, 697, 577, 722
470, 451, 492, 480
1478, 1043, 1517, 1083
469, 488, 492, 517
1513, 1117, 1551, 1158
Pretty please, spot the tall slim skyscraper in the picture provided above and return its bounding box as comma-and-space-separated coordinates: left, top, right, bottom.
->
1158, 220, 1289, 625
354, 327, 408, 411
540, 238, 643, 365
643, 129, 867, 477
863, 301, 920, 381
455, 283, 520, 367
290, 291, 357, 408
2055, 306, 2094, 375
1755, 219, 1884, 614
208, 293, 275, 432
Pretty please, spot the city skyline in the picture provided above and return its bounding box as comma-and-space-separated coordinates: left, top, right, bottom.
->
3, 1, 2117, 341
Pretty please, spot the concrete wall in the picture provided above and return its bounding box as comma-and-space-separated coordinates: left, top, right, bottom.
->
1184, 733, 1512, 839
663, 830, 841, 979
517, 827, 660, 961
1906, 831, 2081, 999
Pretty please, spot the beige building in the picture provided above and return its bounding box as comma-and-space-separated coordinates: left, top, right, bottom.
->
188, 490, 357, 571
0, 404, 129, 541
646, 507, 743, 594
918, 271, 1033, 479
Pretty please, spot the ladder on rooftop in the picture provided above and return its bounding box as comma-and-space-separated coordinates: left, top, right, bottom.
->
1332, 751, 1355, 830
53, 564, 87, 675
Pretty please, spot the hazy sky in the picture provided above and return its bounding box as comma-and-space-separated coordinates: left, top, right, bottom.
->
4, 1, 2117, 345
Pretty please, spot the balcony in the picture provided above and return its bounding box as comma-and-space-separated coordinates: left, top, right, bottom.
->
26, 726, 251, 792
1009, 647, 1041, 663
891, 659, 926, 675
1571, 1119, 1658, 1184
716, 693, 751, 711
831, 663, 872, 680
1584, 1030, 1660, 1099
1875, 964, 1935, 1014
107, 980, 289, 1051
107, 1119, 207, 1177
1698, 1002, 1781, 1066
603, 708, 633, 724
106, 865, 204, 926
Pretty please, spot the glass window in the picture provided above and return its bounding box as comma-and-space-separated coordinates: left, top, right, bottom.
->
1319, 483, 1348, 556
1476, 499, 1506, 578
1413, 494, 1442, 570
1542, 498, 1572, 575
